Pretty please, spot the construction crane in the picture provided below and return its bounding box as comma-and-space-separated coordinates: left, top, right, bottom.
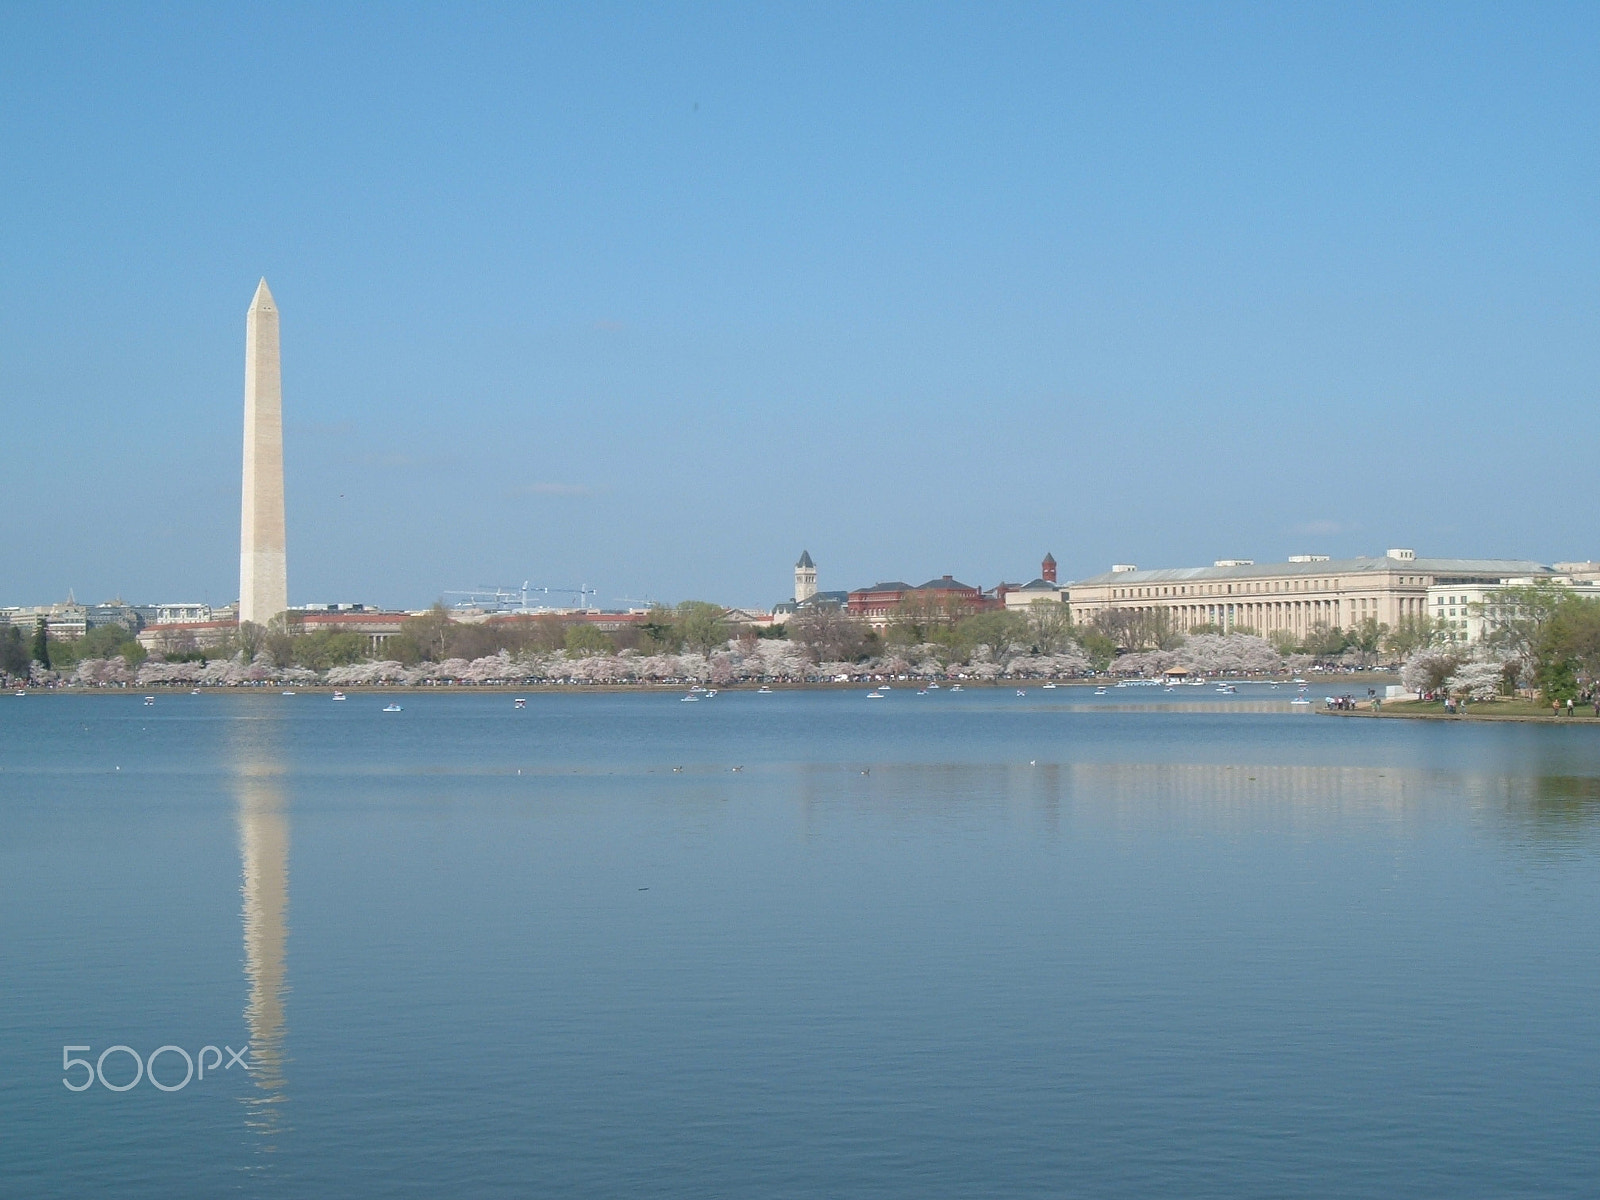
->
442, 581, 598, 613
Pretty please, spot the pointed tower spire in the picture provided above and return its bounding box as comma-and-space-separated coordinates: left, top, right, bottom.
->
794, 550, 818, 604
239, 278, 288, 626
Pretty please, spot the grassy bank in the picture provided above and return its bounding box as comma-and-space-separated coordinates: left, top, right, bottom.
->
1325, 697, 1600, 723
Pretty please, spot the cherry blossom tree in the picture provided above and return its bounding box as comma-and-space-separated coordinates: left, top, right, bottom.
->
1401, 647, 1463, 693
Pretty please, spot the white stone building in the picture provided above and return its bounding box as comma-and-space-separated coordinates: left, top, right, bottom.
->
1066, 550, 1552, 638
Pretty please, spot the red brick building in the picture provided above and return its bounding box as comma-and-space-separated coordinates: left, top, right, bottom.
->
847, 575, 992, 622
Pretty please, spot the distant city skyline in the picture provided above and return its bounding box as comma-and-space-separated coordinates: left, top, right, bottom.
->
3, 5, 1598, 608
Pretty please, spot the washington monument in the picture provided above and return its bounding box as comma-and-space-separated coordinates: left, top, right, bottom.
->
239, 278, 288, 625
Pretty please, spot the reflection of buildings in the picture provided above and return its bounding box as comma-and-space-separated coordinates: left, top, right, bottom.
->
793, 759, 1434, 834
235, 725, 290, 1142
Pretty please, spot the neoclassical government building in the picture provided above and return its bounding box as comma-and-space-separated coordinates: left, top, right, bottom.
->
1065, 550, 1554, 637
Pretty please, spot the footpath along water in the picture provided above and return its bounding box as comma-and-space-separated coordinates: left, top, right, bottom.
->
3, 686, 1599, 1198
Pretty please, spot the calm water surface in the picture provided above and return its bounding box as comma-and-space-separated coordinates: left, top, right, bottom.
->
3, 686, 1599, 1197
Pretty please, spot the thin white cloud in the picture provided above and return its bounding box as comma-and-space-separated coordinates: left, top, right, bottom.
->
1293, 519, 1352, 537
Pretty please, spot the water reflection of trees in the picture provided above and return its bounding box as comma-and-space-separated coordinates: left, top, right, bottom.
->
1499, 774, 1600, 842
792, 759, 1600, 842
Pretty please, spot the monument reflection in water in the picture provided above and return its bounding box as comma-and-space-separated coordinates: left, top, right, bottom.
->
233, 713, 290, 1144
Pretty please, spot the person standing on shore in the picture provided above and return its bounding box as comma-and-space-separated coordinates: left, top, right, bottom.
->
1567, 697, 1575, 717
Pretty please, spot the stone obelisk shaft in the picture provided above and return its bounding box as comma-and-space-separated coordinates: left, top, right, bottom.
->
240, 279, 288, 626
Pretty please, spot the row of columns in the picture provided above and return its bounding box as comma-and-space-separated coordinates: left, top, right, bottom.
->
1136, 598, 1365, 634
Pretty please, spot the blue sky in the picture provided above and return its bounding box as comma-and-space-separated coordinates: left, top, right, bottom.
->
3, 3, 1598, 609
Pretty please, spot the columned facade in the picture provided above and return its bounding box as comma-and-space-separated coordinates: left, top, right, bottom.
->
1066, 553, 1550, 636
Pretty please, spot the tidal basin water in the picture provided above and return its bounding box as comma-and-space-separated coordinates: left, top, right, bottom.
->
4, 686, 1600, 1197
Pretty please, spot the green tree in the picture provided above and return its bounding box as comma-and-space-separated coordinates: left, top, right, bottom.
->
1, 626, 28, 678
1301, 622, 1349, 659
1075, 628, 1117, 671
262, 614, 301, 668
1025, 600, 1076, 654
291, 629, 370, 669
1531, 593, 1600, 701
236, 620, 266, 662
675, 601, 728, 655
1535, 653, 1580, 703
1478, 581, 1568, 666
1383, 615, 1448, 658
954, 610, 1028, 658
886, 592, 964, 646
638, 605, 681, 653
48, 623, 145, 671
563, 623, 615, 656
1346, 617, 1389, 666
391, 603, 454, 664
31, 618, 49, 669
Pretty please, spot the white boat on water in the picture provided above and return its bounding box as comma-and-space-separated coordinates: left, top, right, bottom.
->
949, 684, 963, 692
382, 703, 403, 712
191, 688, 201, 695
281, 690, 296, 696
143, 696, 155, 705
1042, 682, 1057, 690
332, 691, 347, 701
1291, 696, 1312, 706
705, 689, 718, 698
867, 690, 885, 699
1216, 684, 1238, 694
513, 698, 527, 709
680, 694, 699, 702
927, 683, 941, 690
1094, 686, 1108, 695
1016, 689, 1027, 697
757, 686, 773, 694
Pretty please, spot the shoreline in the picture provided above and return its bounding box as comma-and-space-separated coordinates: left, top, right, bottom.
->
1320, 704, 1600, 725
9, 674, 1399, 697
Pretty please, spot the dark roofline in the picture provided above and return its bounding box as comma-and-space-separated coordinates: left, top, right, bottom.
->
851, 581, 915, 594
